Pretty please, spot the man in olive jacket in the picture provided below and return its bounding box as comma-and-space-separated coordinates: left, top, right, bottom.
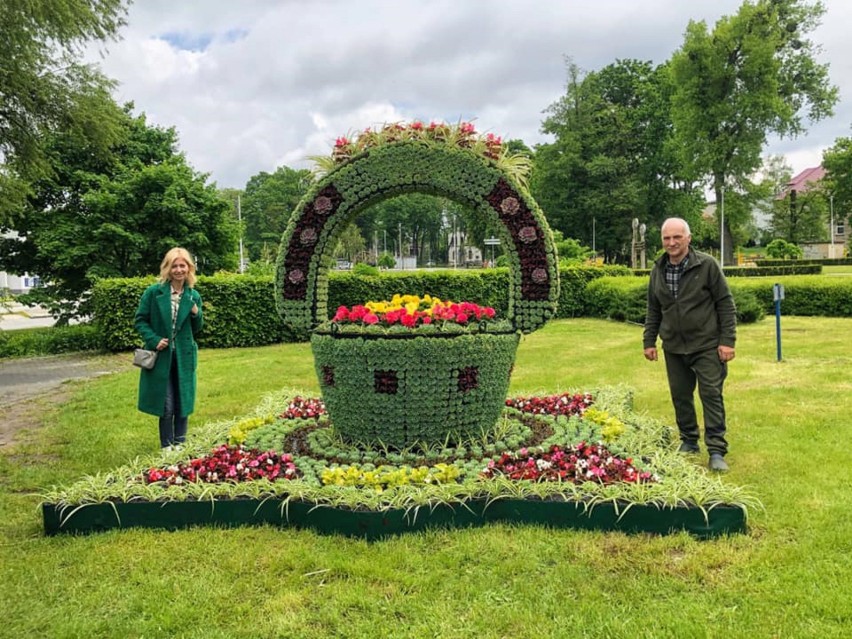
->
643, 217, 737, 472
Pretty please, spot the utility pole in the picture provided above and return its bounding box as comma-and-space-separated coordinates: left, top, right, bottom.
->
720, 185, 725, 266
830, 194, 835, 255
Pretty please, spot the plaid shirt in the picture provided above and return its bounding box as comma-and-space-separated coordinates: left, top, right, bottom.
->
665, 256, 689, 298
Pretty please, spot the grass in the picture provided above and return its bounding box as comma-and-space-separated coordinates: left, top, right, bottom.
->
2, 318, 851, 638
823, 264, 852, 275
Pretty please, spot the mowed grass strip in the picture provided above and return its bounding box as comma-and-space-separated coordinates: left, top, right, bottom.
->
0, 318, 850, 638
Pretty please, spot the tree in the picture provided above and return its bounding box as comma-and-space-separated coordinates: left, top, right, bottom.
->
360, 194, 446, 265
765, 238, 803, 258
0, 0, 129, 222
333, 223, 367, 264
241, 166, 313, 263
822, 136, 852, 251
768, 183, 827, 244
669, 0, 838, 264
0, 103, 238, 322
532, 59, 701, 263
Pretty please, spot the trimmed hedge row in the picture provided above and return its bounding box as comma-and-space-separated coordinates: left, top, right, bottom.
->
585, 278, 766, 325
755, 258, 852, 267
93, 265, 632, 351
632, 264, 822, 277
93, 275, 296, 352
0, 323, 101, 359
729, 276, 852, 316
84, 269, 852, 352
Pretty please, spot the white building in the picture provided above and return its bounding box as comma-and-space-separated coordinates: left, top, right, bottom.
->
1, 232, 41, 294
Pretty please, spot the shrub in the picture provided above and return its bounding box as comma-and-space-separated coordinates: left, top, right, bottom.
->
0, 323, 101, 359
732, 276, 852, 316
351, 263, 380, 276
765, 239, 803, 259
585, 277, 766, 325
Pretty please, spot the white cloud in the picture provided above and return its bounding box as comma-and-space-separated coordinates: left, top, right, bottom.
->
86, 0, 852, 188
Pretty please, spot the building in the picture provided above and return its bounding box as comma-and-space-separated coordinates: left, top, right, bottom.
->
776, 166, 847, 258
0, 231, 42, 294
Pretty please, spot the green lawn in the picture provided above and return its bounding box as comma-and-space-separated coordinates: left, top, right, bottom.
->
1, 318, 850, 638
823, 264, 852, 275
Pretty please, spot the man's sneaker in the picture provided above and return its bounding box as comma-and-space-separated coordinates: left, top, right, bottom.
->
709, 453, 729, 472
677, 442, 700, 454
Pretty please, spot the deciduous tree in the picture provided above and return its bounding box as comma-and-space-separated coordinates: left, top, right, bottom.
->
0, 104, 237, 322
0, 0, 129, 222
669, 0, 837, 263
241, 167, 313, 263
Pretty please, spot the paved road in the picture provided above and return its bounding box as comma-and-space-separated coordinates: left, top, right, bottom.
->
0, 353, 119, 407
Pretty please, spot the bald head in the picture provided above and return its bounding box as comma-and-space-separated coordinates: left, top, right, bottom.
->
661, 218, 692, 264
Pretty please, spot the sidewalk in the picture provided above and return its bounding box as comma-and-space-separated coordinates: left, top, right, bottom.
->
0, 303, 57, 330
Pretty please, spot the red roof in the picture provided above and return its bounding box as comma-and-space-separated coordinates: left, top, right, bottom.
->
778, 166, 826, 198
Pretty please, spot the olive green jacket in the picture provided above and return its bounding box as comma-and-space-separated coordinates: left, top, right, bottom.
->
643, 248, 736, 354
135, 282, 203, 417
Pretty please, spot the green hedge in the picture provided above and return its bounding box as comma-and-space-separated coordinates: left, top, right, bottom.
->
94, 266, 632, 351
730, 276, 852, 316
585, 277, 766, 325
755, 258, 852, 267
85, 269, 852, 353
632, 264, 822, 277
93, 275, 295, 352
0, 323, 101, 359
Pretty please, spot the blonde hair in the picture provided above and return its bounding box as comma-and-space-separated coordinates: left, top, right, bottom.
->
159, 247, 197, 287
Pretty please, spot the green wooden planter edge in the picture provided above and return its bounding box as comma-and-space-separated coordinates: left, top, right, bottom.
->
43, 497, 745, 540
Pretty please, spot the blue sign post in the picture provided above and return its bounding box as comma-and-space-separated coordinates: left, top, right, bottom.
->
773, 283, 785, 362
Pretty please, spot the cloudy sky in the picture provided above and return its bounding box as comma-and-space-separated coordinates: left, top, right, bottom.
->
85, 0, 852, 190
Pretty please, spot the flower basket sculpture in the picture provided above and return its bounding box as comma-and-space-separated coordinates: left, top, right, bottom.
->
312, 296, 519, 446
275, 122, 560, 447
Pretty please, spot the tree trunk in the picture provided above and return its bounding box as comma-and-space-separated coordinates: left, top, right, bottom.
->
713, 180, 734, 266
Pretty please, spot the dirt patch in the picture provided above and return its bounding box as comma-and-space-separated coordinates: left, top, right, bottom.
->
0, 353, 125, 447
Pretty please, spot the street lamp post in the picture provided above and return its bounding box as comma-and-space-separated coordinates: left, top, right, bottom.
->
720, 185, 725, 266
830, 194, 835, 254
237, 194, 245, 273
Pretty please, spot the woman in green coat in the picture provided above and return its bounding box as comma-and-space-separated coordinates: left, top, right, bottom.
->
135, 247, 204, 449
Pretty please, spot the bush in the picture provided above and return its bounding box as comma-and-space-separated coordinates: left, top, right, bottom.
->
0, 323, 101, 359
351, 263, 380, 276
633, 264, 822, 277
727, 285, 766, 323
755, 258, 852, 267
377, 252, 395, 269
584, 277, 765, 325
94, 266, 635, 351
731, 276, 852, 316
765, 239, 803, 259
92, 275, 295, 352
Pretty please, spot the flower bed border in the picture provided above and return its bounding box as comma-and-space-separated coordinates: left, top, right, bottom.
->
42, 497, 745, 540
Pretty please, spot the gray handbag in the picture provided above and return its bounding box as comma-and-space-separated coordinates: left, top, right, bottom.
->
132, 348, 158, 370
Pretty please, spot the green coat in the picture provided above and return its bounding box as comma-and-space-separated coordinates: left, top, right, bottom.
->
135, 282, 204, 417
643, 248, 737, 354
